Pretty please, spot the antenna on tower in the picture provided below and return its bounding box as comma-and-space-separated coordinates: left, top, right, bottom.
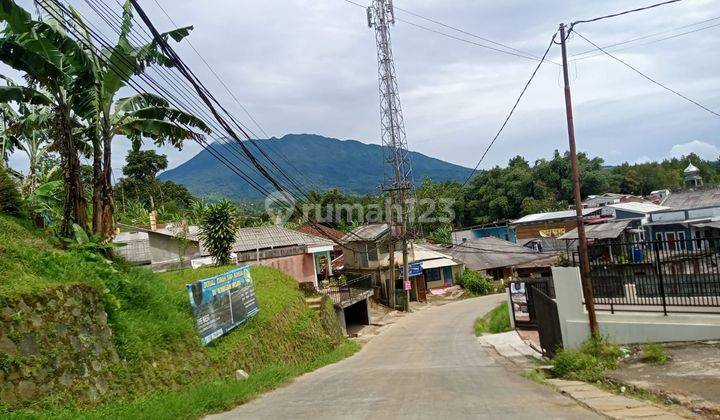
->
367, 0, 413, 310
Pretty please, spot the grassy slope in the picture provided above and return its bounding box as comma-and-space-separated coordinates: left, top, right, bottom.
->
0, 215, 359, 419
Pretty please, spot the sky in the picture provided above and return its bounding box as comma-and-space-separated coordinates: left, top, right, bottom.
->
5, 0, 720, 179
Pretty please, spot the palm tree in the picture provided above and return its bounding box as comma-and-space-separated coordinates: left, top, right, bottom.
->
0, 1, 98, 236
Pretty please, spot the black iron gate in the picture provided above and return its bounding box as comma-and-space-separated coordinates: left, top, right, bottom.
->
529, 285, 563, 357
508, 278, 555, 329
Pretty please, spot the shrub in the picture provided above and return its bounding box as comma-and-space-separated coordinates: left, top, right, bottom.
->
552, 336, 622, 382
641, 343, 667, 365
579, 335, 623, 369
0, 166, 23, 216
199, 199, 240, 265
552, 350, 606, 382
458, 269, 493, 296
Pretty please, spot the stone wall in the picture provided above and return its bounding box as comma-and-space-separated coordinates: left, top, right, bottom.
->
0, 284, 118, 407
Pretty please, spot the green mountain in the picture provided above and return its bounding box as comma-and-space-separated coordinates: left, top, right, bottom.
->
159, 134, 473, 199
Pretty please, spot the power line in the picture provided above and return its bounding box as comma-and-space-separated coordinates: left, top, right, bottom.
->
571, 15, 720, 59
148, 0, 323, 193
390, 4, 553, 63
341, 0, 550, 64
87, 0, 314, 199
570, 0, 684, 29
37, 0, 377, 250
572, 30, 720, 119
462, 32, 558, 187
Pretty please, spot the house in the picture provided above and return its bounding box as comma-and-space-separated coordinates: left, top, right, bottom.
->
511, 208, 603, 253
604, 202, 669, 221
645, 187, 720, 249
412, 243, 464, 291
113, 230, 151, 265
582, 193, 645, 208
341, 224, 462, 305
116, 223, 336, 287
448, 236, 558, 281
451, 221, 516, 245
295, 224, 345, 273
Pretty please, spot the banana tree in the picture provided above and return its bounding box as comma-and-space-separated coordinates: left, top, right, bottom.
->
0, 102, 19, 166
0, 78, 53, 194
0, 0, 99, 236
72, 1, 210, 240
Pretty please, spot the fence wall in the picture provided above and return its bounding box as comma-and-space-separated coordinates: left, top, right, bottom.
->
586, 237, 720, 314
553, 267, 720, 348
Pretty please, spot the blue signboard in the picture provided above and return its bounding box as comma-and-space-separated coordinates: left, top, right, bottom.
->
398, 262, 423, 277
186, 266, 259, 346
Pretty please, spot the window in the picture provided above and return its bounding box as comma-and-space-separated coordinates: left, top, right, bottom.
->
425, 268, 441, 282
359, 244, 369, 267
367, 244, 378, 262
677, 231, 687, 251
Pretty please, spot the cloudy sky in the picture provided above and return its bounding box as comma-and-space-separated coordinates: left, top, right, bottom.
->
6, 0, 720, 178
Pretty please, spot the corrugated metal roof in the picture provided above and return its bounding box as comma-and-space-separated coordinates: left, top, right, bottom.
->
231, 225, 333, 253
608, 202, 669, 214
295, 224, 346, 241
448, 236, 550, 271
691, 220, 720, 229
558, 220, 632, 240
511, 207, 600, 225
341, 223, 389, 242
661, 188, 720, 210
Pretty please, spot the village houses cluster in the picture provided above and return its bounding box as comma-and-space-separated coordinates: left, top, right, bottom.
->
114, 164, 720, 336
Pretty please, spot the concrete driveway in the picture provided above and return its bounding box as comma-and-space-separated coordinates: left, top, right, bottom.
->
208, 294, 599, 419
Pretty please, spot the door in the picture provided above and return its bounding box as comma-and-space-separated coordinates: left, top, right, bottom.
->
415, 275, 427, 302
666, 232, 676, 252
442, 266, 453, 286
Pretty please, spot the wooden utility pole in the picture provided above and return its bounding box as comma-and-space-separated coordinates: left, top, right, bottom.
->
559, 23, 599, 337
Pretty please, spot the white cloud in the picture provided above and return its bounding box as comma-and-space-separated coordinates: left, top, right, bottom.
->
667, 140, 720, 161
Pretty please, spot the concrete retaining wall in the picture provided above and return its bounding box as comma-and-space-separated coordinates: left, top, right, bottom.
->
553, 267, 720, 349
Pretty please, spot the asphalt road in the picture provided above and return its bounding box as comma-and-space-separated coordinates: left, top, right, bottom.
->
208, 295, 599, 420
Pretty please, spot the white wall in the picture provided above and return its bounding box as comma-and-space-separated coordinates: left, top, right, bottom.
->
553, 267, 720, 348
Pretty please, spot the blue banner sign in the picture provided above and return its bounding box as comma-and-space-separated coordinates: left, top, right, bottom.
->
186, 266, 259, 346
398, 262, 423, 277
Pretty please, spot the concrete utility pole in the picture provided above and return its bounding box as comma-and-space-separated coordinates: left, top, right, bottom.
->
368, 0, 412, 311
559, 23, 599, 337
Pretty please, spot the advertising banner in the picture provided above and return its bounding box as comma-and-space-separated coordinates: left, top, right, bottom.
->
186, 266, 259, 346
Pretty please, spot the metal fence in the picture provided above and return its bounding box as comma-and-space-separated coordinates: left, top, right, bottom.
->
320, 274, 373, 306
584, 236, 720, 314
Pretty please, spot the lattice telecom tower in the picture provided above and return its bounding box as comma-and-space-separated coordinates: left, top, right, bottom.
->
367, 0, 412, 195
367, 0, 412, 309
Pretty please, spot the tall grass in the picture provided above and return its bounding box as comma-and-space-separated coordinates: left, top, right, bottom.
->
474, 302, 511, 336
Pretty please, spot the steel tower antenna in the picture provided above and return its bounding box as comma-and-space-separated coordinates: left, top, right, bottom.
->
367, 0, 412, 310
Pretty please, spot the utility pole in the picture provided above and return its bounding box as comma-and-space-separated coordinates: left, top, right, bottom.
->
368, 0, 412, 311
559, 23, 599, 337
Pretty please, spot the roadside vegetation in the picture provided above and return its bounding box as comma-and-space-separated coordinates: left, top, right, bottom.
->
551, 336, 623, 382
474, 302, 511, 336
0, 215, 358, 418
641, 343, 668, 365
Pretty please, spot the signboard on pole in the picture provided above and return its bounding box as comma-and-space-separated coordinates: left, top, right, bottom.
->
186, 266, 259, 346
398, 262, 423, 277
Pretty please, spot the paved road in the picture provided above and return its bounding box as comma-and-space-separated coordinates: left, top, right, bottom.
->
208, 295, 599, 420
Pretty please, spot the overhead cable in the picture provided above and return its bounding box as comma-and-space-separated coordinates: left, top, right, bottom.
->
462, 32, 558, 187
573, 30, 720, 119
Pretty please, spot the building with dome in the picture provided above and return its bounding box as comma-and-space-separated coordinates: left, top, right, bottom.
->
684, 163, 703, 188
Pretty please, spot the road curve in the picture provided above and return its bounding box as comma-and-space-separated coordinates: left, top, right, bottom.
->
208, 295, 599, 419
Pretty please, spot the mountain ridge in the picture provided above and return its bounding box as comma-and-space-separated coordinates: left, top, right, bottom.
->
159, 133, 473, 199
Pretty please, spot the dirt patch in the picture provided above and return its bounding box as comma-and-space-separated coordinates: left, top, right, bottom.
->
608, 341, 720, 417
